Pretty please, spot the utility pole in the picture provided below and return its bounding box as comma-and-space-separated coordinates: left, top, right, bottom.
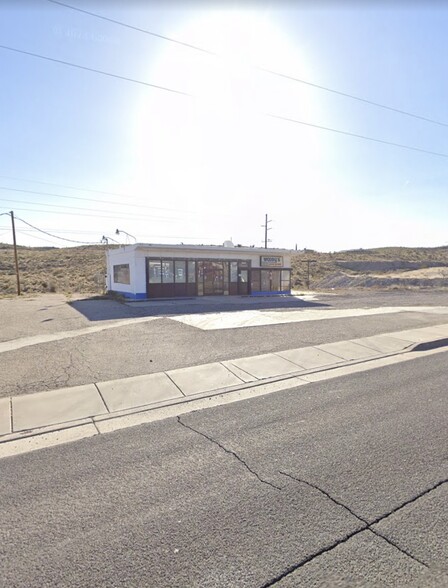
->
262, 214, 272, 249
10, 211, 21, 296
300, 259, 317, 290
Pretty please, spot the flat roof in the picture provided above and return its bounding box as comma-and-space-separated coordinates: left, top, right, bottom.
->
112, 243, 295, 254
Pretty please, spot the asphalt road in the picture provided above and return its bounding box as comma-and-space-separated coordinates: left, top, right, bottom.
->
1, 352, 447, 587
0, 292, 448, 397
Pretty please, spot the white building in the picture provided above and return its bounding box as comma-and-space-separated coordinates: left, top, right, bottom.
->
106, 243, 294, 300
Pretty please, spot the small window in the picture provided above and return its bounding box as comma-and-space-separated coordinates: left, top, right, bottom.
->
148, 260, 161, 284
162, 260, 174, 283
175, 260, 186, 283
113, 264, 130, 285
188, 261, 196, 283
239, 269, 248, 283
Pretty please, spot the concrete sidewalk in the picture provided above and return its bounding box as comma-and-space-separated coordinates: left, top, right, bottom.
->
2, 322, 448, 443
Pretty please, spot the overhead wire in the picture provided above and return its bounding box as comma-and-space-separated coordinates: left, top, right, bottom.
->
11, 215, 215, 244
8, 206, 182, 222
0, 181, 195, 214
16, 230, 61, 246
266, 113, 448, 159
14, 215, 100, 244
0, 196, 185, 221
0, 226, 110, 235
1, 43, 447, 159
48, 0, 448, 128
0, 44, 193, 98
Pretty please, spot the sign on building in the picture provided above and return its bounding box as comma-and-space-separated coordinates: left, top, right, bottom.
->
260, 255, 283, 268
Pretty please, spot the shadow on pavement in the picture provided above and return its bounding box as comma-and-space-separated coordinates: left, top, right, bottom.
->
69, 295, 331, 322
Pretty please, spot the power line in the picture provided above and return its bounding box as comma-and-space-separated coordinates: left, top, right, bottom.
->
7, 213, 212, 245
0, 226, 108, 235
7, 206, 175, 221
16, 230, 62, 246
0, 182, 254, 221
0, 196, 185, 221
0, 175, 193, 212
14, 215, 100, 244
0, 44, 193, 98
49, 0, 448, 129
266, 113, 448, 159
48, 0, 215, 56
0, 187, 192, 214
2, 44, 447, 159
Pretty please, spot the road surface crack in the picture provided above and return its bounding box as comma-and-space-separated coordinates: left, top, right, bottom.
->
260, 474, 447, 586
280, 471, 369, 524
259, 527, 367, 588
54, 349, 76, 388
369, 478, 448, 526
177, 416, 282, 491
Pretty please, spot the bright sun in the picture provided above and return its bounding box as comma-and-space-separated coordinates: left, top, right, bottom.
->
131, 8, 328, 246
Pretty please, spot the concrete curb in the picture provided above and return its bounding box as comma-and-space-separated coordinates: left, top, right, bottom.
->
1, 324, 448, 459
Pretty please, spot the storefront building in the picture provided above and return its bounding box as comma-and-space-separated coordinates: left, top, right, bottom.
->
106, 243, 294, 299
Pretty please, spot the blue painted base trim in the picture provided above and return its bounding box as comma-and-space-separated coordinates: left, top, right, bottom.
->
250, 290, 291, 297
111, 291, 147, 300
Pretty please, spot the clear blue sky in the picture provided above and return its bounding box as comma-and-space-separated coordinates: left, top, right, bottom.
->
1, 1, 447, 250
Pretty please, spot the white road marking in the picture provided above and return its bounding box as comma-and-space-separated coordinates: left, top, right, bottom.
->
170, 306, 448, 330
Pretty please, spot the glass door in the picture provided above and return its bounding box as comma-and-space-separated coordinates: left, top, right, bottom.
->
203, 261, 225, 295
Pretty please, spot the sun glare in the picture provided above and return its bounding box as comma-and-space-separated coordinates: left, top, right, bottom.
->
131, 8, 327, 245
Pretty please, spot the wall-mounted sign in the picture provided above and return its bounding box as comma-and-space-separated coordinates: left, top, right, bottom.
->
260, 255, 283, 268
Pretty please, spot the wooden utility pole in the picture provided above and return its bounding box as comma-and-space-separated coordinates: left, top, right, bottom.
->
262, 214, 272, 248
10, 211, 21, 295
300, 259, 317, 290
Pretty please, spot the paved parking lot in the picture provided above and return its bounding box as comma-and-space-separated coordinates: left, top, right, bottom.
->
2, 290, 448, 400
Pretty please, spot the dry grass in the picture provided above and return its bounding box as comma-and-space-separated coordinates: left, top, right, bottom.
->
2, 243, 448, 296
291, 246, 448, 289
0, 244, 107, 296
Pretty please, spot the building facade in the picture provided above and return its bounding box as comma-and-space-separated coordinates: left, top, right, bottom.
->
106, 243, 294, 300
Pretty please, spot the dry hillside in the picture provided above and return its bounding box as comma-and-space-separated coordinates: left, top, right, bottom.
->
2, 243, 448, 296
0, 244, 107, 296
292, 246, 448, 290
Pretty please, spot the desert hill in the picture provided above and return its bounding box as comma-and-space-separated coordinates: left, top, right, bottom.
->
1, 243, 448, 296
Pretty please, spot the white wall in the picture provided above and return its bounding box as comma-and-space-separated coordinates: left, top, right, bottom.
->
106, 247, 137, 295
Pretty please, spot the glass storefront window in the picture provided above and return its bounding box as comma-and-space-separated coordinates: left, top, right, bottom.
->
223, 262, 229, 295
281, 270, 291, 291
271, 270, 281, 291
251, 270, 261, 292
175, 260, 186, 283
188, 261, 196, 283
261, 270, 270, 291
230, 262, 238, 282
148, 260, 161, 284
161, 260, 174, 283
197, 261, 204, 295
